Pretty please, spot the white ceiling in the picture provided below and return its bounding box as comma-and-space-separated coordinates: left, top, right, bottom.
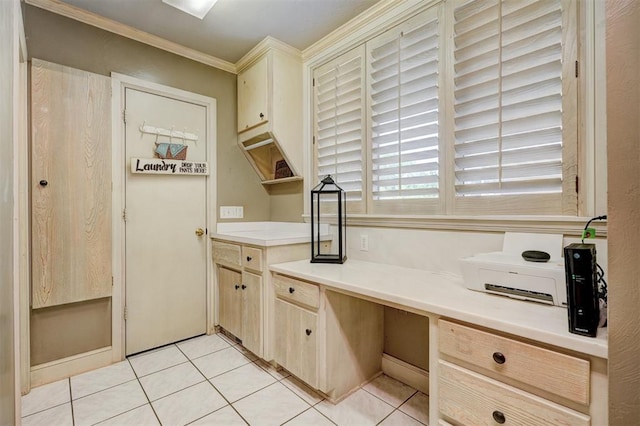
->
57, 0, 381, 63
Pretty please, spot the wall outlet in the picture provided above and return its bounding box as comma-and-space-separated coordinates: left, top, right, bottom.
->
220, 206, 244, 219
360, 234, 369, 251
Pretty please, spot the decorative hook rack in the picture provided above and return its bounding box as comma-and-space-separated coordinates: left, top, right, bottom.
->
139, 122, 199, 143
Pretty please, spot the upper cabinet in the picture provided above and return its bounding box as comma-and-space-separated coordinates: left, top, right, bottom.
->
237, 39, 303, 184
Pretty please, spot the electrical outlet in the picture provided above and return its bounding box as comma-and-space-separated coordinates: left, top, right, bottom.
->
220, 206, 244, 219
360, 234, 369, 251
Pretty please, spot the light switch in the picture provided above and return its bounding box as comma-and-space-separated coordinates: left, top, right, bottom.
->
220, 206, 244, 219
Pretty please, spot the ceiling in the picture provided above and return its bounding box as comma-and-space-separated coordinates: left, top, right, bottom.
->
55, 0, 381, 64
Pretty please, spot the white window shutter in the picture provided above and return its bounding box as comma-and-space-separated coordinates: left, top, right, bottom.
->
452, 0, 577, 214
367, 10, 442, 214
314, 46, 366, 213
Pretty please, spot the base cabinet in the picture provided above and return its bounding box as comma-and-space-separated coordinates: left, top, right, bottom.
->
218, 266, 243, 339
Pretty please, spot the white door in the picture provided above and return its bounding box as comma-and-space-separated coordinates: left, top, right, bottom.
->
124, 88, 208, 355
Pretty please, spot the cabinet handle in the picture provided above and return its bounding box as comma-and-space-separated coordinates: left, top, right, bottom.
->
259, 112, 264, 119
241, 284, 247, 290
246, 256, 252, 262
39, 179, 48, 187
235, 284, 240, 290
492, 352, 506, 364
289, 287, 295, 294
492, 410, 506, 424
305, 329, 312, 336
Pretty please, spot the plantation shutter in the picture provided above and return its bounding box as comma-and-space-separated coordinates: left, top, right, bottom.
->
314, 46, 366, 213
367, 10, 442, 214
452, 0, 577, 214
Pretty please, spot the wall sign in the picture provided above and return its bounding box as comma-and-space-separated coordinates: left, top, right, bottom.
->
131, 158, 209, 175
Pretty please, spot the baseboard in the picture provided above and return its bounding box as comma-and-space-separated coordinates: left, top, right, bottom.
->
30, 346, 113, 388
381, 353, 429, 394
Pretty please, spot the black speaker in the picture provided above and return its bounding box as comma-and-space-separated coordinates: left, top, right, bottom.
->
564, 243, 599, 337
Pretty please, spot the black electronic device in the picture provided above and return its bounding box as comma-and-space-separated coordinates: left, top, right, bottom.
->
564, 243, 599, 337
521, 250, 550, 263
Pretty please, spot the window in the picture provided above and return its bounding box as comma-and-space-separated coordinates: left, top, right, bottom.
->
313, 0, 578, 216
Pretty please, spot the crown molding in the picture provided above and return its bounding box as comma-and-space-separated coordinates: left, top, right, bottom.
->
235, 36, 302, 73
24, 0, 238, 74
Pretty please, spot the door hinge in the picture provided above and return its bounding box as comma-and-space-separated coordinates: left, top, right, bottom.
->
312, 78, 315, 87
122, 208, 127, 222
575, 176, 579, 193
122, 109, 127, 123
112, 276, 114, 286
312, 135, 316, 145
124, 306, 128, 321
575, 61, 579, 78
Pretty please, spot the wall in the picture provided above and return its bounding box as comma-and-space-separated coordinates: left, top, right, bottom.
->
23, 5, 271, 364
606, 0, 640, 423
267, 181, 304, 222
0, 0, 17, 423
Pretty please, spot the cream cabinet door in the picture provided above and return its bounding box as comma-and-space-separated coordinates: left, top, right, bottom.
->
218, 266, 242, 339
241, 271, 262, 356
274, 299, 318, 387
237, 55, 269, 132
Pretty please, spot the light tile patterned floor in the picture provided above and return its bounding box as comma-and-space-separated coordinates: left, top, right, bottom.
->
21, 333, 429, 425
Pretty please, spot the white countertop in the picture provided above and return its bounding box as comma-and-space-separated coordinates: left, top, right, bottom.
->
269, 259, 608, 359
212, 222, 330, 247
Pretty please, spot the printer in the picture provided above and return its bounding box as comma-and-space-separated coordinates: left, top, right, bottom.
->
460, 233, 567, 307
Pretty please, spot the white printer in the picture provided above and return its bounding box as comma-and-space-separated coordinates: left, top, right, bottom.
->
460, 233, 567, 307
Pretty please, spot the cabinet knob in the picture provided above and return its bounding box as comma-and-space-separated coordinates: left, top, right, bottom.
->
289, 287, 295, 294
305, 329, 312, 336
39, 179, 48, 187
246, 256, 252, 262
242, 284, 247, 290
235, 284, 240, 290
492, 352, 506, 364
259, 112, 264, 119
492, 410, 506, 424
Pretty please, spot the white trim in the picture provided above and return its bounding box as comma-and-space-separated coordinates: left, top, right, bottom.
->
24, 0, 237, 74
381, 353, 429, 394
30, 347, 113, 388
235, 36, 301, 73
111, 73, 218, 361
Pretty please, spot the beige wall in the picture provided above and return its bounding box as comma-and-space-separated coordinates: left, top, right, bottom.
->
23, 5, 272, 365
606, 0, 640, 423
267, 181, 304, 222
0, 0, 17, 423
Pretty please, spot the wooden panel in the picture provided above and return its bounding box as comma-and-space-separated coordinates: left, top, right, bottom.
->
323, 289, 384, 401
242, 271, 262, 357
212, 241, 241, 267
242, 246, 263, 272
218, 266, 242, 339
273, 274, 319, 310
438, 319, 590, 405
438, 361, 590, 426
237, 54, 269, 132
274, 298, 318, 387
31, 59, 112, 308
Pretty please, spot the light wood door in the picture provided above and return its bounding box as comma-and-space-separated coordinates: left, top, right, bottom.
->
124, 88, 208, 355
237, 55, 269, 132
274, 299, 317, 387
31, 59, 112, 308
218, 266, 242, 339
241, 271, 262, 355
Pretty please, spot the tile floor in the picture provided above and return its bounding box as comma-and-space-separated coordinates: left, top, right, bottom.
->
21, 333, 429, 426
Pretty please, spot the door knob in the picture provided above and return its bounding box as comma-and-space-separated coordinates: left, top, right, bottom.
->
39, 180, 48, 187
195, 228, 205, 237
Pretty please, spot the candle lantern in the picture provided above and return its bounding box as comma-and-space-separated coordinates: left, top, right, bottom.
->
311, 175, 346, 264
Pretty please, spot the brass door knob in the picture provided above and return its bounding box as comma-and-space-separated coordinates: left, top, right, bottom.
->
195, 228, 205, 237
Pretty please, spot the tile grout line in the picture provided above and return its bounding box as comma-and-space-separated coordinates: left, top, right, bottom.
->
127, 354, 163, 425
69, 377, 75, 426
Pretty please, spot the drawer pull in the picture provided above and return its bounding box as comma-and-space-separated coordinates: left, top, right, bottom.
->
241, 284, 247, 290
235, 284, 240, 290
246, 256, 252, 262
289, 287, 295, 294
492, 352, 506, 364
305, 329, 312, 336
492, 410, 506, 424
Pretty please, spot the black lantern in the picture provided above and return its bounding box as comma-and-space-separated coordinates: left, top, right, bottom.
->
311, 175, 346, 264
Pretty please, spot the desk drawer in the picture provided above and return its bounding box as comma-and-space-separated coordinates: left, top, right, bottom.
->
438, 319, 590, 405
439, 361, 590, 426
273, 274, 319, 310
242, 246, 263, 272
212, 241, 241, 267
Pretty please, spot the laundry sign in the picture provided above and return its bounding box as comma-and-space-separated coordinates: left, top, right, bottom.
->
131, 158, 209, 175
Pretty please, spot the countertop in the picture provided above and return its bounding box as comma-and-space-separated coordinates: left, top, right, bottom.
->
211, 222, 330, 247
269, 259, 608, 359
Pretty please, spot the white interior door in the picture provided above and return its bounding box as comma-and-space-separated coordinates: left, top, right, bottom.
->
125, 88, 208, 355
